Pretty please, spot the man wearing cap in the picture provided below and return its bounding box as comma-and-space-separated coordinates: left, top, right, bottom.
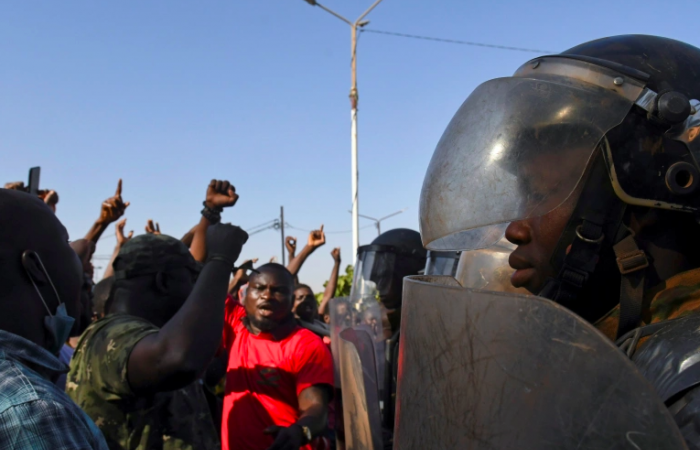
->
67, 180, 247, 450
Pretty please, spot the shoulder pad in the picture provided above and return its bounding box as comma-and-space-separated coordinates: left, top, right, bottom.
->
633, 313, 700, 402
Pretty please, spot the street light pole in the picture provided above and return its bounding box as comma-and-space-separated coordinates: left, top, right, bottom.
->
303, 0, 385, 264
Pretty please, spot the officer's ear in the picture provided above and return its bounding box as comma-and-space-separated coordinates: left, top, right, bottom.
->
22, 250, 49, 286
154, 272, 169, 295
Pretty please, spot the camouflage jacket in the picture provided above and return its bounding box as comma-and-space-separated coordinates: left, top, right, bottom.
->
595, 268, 700, 340
66, 314, 220, 450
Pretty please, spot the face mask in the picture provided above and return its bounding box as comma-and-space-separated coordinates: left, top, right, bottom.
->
25, 252, 75, 355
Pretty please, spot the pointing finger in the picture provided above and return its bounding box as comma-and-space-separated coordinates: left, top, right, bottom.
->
116, 179, 122, 196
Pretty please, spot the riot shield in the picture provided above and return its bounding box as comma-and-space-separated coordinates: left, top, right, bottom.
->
394, 275, 687, 450
330, 298, 386, 389
454, 236, 528, 294
338, 327, 383, 450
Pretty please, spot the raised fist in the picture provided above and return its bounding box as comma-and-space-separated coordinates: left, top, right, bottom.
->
205, 180, 238, 210
331, 247, 341, 263
285, 236, 297, 255
98, 179, 130, 225
206, 223, 249, 265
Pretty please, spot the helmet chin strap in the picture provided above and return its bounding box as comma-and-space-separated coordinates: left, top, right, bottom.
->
538, 142, 649, 339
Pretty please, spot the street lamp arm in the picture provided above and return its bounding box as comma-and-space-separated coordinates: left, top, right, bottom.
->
347, 210, 380, 222
358, 213, 380, 222
379, 207, 408, 222
313, 2, 353, 25
356, 0, 384, 25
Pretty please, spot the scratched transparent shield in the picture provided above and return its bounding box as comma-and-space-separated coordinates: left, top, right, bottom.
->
330, 298, 386, 388
454, 236, 529, 294
394, 275, 687, 450
338, 327, 383, 450
330, 297, 354, 387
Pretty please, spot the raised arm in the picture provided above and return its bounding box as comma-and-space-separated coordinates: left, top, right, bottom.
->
180, 225, 198, 248
318, 248, 341, 317
190, 180, 236, 262
228, 258, 258, 296
103, 218, 133, 280
85, 179, 130, 244
287, 226, 326, 277
126, 180, 243, 392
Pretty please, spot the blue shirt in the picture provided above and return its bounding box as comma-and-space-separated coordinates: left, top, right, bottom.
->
0, 329, 108, 450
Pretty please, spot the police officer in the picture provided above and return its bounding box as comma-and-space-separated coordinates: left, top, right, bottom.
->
419, 34, 700, 447
344, 228, 425, 441
349, 228, 426, 334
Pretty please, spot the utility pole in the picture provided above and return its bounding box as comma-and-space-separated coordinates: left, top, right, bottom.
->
349, 207, 408, 236
280, 206, 286, 265
302, 0, 385, 263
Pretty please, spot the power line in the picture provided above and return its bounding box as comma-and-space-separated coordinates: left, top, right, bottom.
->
248, 223, 279, 236
360, 28, 554, 54
285, 223, 375, 235
245, 219, 277, 232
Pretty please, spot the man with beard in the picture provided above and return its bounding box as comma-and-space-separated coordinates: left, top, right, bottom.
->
222, 263, 333, 450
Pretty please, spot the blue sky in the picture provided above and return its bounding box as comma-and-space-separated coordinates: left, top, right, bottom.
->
2, 0, 700, 290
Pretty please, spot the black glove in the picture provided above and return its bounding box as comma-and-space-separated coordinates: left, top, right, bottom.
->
264, 425, 306, 450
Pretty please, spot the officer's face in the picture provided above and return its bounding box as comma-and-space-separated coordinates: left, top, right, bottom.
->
504, 191, 579, 294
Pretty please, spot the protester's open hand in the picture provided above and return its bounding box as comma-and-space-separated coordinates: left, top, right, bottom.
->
264, 425, 305, 450
206, 223, 248, 264
205, 179, 238, 210
331, 247, 341, 263
98, 179, 130, 225
145, 219, 161, 235
285, 236, 297, 254
116, 219, 133, 246
307, 225, 326, 249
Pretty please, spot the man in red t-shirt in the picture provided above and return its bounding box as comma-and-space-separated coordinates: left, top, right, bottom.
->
221, 263, 334, 450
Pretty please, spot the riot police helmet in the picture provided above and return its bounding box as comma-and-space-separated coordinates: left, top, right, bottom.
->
350, 228, 426, 311
420, 35, 700, 337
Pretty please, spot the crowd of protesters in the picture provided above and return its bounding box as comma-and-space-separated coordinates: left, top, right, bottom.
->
0, 178, 342, 450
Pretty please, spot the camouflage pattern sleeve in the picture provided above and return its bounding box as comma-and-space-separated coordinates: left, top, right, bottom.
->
68, 315, 159, 402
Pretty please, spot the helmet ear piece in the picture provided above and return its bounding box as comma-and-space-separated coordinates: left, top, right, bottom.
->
654, 91, 692, 126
